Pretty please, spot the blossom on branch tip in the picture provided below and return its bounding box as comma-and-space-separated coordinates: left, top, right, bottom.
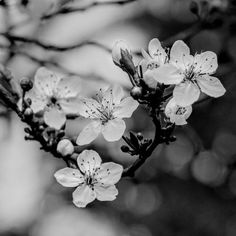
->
76, 85, 139, 145
144, 40, 226, 106
140, 38, 167, 87
25, 67, 81, 129
165, 98, 192, 125
54, 149, 123, 208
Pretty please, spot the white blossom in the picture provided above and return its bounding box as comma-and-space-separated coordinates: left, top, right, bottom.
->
54, 150, 123, 208
144, 40, 226, 106
140, 38, 167, 88
165, 98, 192, 125
76, 85, 139, 145
26, 67, 81, 129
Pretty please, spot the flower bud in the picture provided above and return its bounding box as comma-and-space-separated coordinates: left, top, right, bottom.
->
20, 77, 33, 92
57, 139, 74, 156
112, 40, 136, 75
130, 86, 142, 99
121, 145, 130, 153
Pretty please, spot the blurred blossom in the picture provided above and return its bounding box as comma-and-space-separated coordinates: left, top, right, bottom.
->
128, 224, 153, 236
212, 131, 236, 164
6, 0, 31, 28
32, 206, 119, 236
191, 151, 228, 186
165, 134, 194, 174
124, 184, 162, 216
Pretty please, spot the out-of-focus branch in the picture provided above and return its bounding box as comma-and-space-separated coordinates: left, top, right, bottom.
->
17, 51, 108, 84
42, 0, 137, 20
0, 32, 112, 53
162, 22, 202, 47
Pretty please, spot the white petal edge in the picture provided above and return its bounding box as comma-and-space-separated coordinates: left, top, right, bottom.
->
34, 67, 60, 97
76, 121, 101, 146
54, 167, 84, 187
77, 149, 102, 175
96, 162, 123, 185
144, 64, 184, 86
114, 97, 139, 118
102, 118, 126, 142
196, 75, 226, 98
94, 184, 118, 201
173, 81, 200, 106
43, 107, 66, 130
72, 184, 96, 208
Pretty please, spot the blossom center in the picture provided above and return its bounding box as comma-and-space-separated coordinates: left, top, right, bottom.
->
175, 106, 187, 115
83, 88, 116, 123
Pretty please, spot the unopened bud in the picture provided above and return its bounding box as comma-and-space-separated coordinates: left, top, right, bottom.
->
121, 145, 130, 153
112, 40, 136, 75
130, 86, 142, 99
20, 77, 33, 92
57, 139, 74, 156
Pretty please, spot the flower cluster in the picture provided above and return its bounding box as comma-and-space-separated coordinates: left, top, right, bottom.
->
139, 38, 226, 125
21, 67, 138, 207
15, 36, 226, 208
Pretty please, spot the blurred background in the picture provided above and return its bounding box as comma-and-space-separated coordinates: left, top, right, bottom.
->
0, 0, 236, 235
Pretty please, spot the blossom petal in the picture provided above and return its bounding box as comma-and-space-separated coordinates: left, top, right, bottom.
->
54, 167, 84, 187
102, 85, 124, 106
72, 184, 96, 208
34, 67, 60, 97
196, 75, 226, 98
102, 118, 126, 142
25, 88, 48, 113
173, 81, 200, 106
43, 107, 66, 129
55, 77, 81, 99
148, 38, 167, 65
77, 149, 102, 175
170, 40, 193, 71
77, 98, 100, 118
96, 162, 123, 185
113, 97, 139, 118
59, 97, 81, 114
144, 64, 184, 87
76, 121, 101, 145
193, 51, 218, 74
94, 184, 118, 201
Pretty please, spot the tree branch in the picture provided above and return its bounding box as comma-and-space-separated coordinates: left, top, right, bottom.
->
42, 0, 138, 20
